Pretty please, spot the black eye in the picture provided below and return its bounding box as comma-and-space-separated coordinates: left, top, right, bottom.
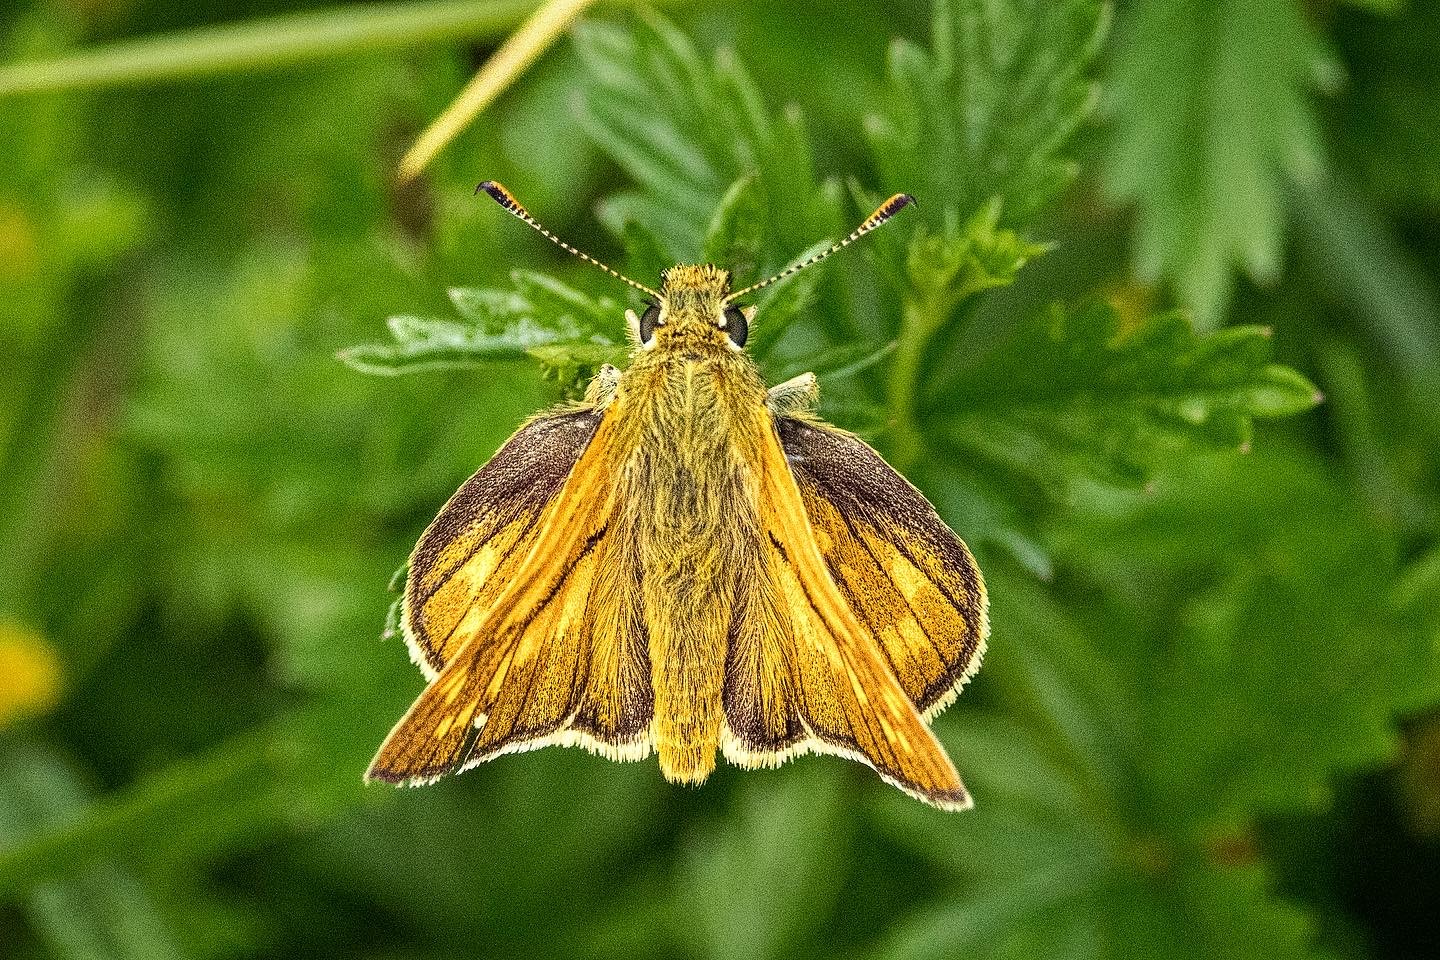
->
639, 304, 661, 344
722, 305, 748, 347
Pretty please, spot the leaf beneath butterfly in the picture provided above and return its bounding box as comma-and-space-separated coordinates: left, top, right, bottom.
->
338, 272, 626, 387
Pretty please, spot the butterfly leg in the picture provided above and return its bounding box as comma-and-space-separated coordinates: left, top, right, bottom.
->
765, 372, 819, 415
584, 363, 622, 407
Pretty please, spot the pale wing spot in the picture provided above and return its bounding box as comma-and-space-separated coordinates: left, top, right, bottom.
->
509, 599, 556, 668
485, 648, 515, 701
465, 541, 507, 591
424, 532, 481, 592
417, 523, 531, 663
881, 687, 914, 751
885, 546, 930, 606
440, 669, 468, 705
425, 575, 476, 644
874, 535, 968, 640
426, 521, 521, 595
553, 553, 598, 638
779, 564, 824, 658
437, 603, 490, 674
898, 617, 928, 650
872, 703, 902, 747
848, 669, 871, 707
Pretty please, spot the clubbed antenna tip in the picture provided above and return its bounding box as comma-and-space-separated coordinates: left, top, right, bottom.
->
724, 192, 918, 303
476, 180, 660, 299
476, 180, 518, 207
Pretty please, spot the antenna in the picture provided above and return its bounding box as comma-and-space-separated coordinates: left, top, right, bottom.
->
477, 181, 660, 299
724, 193, 916, 303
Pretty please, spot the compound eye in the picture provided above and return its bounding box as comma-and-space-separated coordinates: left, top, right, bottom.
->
638, 303, 661, 345
722, 305, 748, 348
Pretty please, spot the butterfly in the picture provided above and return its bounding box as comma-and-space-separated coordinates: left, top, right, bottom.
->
366, 182, 989, 810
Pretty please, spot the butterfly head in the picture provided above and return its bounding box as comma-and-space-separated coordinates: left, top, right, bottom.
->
634, 264, 752, 350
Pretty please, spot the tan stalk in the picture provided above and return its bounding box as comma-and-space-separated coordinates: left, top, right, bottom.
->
398, 0, 598, 181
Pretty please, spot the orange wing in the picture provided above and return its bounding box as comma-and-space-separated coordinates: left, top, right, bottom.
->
402, 407, 604, 678
722, 415, 976, 810
368, 412, 652, 784
775, 416, 988, 718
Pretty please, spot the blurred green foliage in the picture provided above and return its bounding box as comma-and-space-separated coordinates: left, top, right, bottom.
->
2, 1, 1439, 959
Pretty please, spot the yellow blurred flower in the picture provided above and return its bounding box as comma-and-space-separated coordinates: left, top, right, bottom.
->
0, 622, 63, 726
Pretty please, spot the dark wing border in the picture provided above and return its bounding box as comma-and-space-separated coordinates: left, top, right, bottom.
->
775, 415, 988, 715
403, 407, 603, 676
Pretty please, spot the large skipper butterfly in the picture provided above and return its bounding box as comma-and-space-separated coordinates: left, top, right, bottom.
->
367, 184, 988, 809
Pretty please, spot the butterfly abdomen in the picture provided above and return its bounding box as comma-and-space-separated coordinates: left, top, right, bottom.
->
618, 349, 767, 784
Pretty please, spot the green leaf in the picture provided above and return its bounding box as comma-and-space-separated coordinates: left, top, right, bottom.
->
1105, 0, 1334, 325
1334, 0, 1403, 13
743, 239, 831, 361
575, 12, 839, 269
337, 315, 554, 375
942, 304, 1321, 495
1292, 176, 1440, 443
870, 537, 1389, 960
339, 272, 627, 387
678, 770, 851, 960
0, 744, 190, 960
1331, 5, 1440, 215
381, 562, 407, 643
772, 340, 897, 385
903, 199, 1049, 319
871, 713, 1333, 960
882, 200, 1051, 469
701, 175, 766, 282
866, 0, 1107, 228
1044, 450, 1440, 826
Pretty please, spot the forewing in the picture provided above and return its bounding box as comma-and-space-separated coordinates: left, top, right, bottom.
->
369, 415, 653, 785
404, 408, 603, 678
776, 415, 988, 718
724, 419, 971, 810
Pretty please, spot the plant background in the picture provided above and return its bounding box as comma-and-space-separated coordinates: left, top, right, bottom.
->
2, 0, 1440, 958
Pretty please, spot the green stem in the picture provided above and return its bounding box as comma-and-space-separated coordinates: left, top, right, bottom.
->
0, 0, 668, 97
886, 296, 940, 472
